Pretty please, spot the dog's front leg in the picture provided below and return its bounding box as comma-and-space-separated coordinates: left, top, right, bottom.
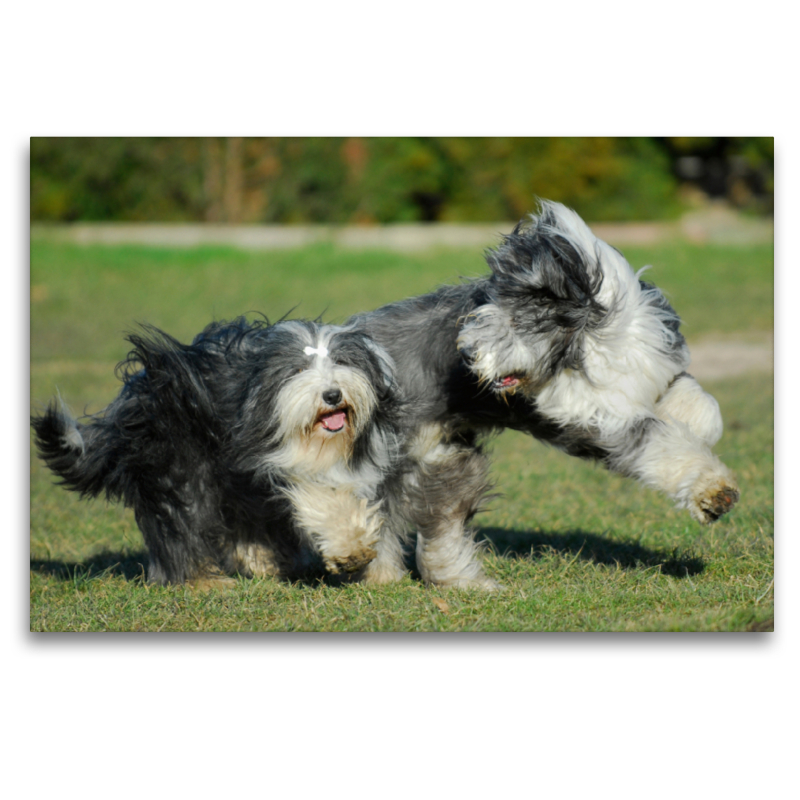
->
608, 416, 739, 523
285, 483, 381, 574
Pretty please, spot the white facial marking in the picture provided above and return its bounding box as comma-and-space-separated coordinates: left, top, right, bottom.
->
304, 345, 328, 358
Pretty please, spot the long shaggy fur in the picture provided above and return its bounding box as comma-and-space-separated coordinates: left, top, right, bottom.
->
349, 200, 739, 588
32, 317, 404, 585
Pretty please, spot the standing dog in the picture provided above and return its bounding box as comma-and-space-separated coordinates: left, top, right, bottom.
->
32, 317, 403, 585
351, 201, 739, 589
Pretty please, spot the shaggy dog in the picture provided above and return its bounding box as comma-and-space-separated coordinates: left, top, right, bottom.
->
32, 317, 403, 585
350, 200, 739, 589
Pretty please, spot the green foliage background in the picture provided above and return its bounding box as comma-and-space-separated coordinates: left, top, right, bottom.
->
30, 136, 774, 225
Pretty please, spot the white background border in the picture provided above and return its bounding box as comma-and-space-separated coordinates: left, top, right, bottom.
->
8, 4, 793, 797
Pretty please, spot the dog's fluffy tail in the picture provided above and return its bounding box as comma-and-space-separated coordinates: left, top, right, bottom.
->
31, 399, 120, 501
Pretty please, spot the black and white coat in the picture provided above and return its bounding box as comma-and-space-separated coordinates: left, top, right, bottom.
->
32, 317, 404, 585
350, 201, 738, 588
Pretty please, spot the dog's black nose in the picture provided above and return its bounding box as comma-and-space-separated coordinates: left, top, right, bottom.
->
322, 388, 342, 407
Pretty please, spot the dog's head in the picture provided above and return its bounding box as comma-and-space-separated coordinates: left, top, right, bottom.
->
236, 319, 399, 474
457, 201, 687, 410
457, 201, 608, 396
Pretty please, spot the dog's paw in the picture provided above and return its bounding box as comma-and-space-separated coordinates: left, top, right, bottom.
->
356, 557, 406, 585
324, 546, 378, 574
690, 480, 740, 524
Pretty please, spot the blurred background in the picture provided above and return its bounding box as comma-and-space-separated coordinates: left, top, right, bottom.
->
30, 136, 773, 225
29, 135, 775, 373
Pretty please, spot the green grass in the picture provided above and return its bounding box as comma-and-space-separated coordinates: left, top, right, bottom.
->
29, 240, 774, 631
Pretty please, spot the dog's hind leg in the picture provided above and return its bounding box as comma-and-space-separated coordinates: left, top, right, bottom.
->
608, 417, 739, 524
356, 524, 407, 584
404, 427, 498, 590
134, 468, 231, 585
135, 510, 225, 585
135, 508, 230, 584
355, 490, 409, 584
229, 541, 283, 579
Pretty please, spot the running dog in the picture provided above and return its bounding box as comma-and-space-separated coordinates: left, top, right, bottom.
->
350, 201, 739, 589
32, 317, 403, 585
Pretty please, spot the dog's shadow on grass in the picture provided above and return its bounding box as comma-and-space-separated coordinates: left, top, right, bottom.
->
477, 527, 705, 577
30, 551, 149, 583
30, 529, 705, 585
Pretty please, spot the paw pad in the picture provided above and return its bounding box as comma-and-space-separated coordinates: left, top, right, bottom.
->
701, 486, 740, 522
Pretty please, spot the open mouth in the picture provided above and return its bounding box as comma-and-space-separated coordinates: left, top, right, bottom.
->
317, 407, 349, 433
492, 374, 522, 391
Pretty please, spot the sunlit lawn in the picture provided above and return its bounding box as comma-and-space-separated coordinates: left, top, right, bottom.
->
29, 240, 774, 631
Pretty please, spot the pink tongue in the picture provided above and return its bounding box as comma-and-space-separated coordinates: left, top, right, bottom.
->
321, 411, 347, 431
501, 375, 519, 386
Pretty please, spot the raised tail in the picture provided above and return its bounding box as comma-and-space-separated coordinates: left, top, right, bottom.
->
31, 399, 120, 500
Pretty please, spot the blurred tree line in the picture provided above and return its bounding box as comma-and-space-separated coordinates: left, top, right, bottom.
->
30, 137, 773, 224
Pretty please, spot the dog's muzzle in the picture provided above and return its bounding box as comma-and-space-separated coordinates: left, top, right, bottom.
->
318, 387, 348, 432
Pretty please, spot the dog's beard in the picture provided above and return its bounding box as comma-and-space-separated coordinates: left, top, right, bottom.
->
458, 303, 557, 395
458, 204, 691, 436
266, 366, 379, 476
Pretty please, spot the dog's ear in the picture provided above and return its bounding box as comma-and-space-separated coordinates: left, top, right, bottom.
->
361, 336, 396, 397
484, 203, 608, 336
487, 224, 602, 307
